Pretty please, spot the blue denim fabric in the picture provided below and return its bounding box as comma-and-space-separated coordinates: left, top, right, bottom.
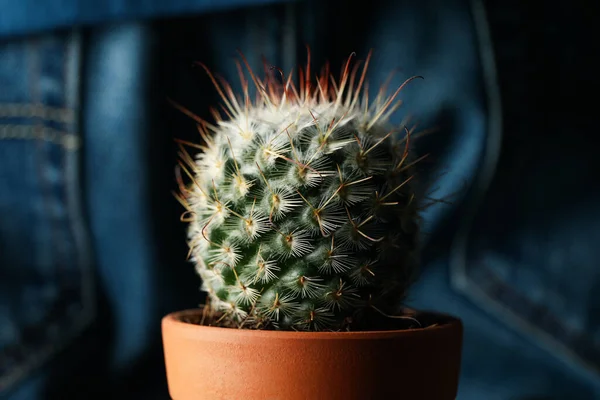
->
1, 0, 599, 399
454, 0, 600, 389
0, 0, 295, 37
83, 22, 159, 374
0, 31, 93, 395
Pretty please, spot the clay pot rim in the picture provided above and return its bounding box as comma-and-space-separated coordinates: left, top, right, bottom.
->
163, 308, 462, 340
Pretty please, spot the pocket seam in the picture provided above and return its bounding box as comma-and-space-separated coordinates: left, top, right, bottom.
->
0, 103, 75, 123
0, 125, 80, 149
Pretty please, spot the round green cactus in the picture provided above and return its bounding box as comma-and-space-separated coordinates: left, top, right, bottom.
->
175, 51, 424, 331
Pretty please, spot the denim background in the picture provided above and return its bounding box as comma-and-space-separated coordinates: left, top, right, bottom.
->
1, 0, 598, 398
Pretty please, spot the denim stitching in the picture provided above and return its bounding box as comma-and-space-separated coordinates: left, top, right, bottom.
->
0, 103, 74, 123
0, 125, 80, 149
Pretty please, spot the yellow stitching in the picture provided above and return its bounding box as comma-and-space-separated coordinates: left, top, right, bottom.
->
0, 125, 79, 149
0, 103, 74, 123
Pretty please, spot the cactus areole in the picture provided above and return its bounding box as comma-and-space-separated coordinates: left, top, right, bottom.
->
175, 51, 427, 332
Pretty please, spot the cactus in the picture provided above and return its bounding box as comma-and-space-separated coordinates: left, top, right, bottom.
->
174, 51, 425, 331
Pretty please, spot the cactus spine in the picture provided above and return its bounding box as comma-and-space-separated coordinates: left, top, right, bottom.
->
175, 51, 423, 331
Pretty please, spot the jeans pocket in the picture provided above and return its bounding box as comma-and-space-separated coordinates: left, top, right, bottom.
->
449, 0, 600, 384
0, 31, 94, 394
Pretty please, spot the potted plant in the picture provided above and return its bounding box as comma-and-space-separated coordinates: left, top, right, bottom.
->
162, 50, 463, 400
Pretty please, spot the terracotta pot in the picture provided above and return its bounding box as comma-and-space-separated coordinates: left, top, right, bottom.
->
162, 308, 463, 400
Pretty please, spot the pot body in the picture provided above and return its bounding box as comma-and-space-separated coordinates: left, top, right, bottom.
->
162, 309, 462, 400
